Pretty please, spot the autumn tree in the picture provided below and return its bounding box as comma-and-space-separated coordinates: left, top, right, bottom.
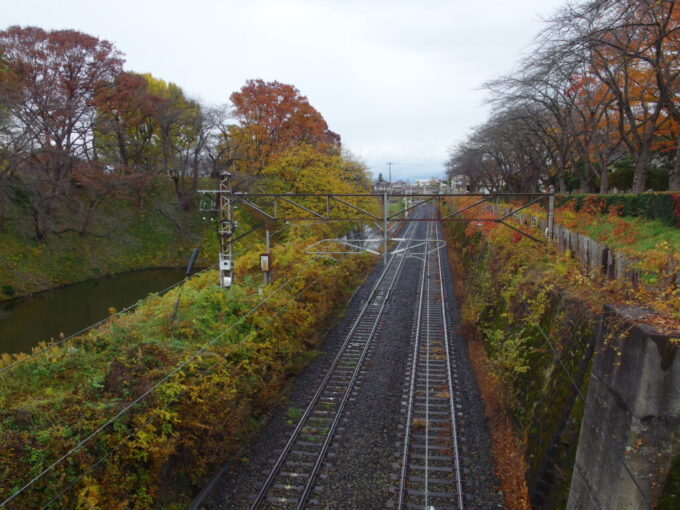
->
542, 0, 676, 191
452, 0, 680, 193
0, 26, 123, 239
259, 145, 359, 192
486, 65, 575, 192
251, 144, 372, 224
144, 75, 217, 210
226, 79, 341, 176
447, 104, 553, 194
93, 72, 159, 173
94, 73, 220, 211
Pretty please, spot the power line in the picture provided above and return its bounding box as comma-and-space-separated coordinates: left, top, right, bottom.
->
37, 261, 337, 509
0, 256, 323, 508
0, 273, 192, 375
390, 162, 446, 167
0, 228, 285, 376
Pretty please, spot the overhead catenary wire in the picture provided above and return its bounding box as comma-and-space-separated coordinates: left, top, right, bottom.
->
37, 260, 338, 510
249, 214, 422, 509
0, 252, 319, 508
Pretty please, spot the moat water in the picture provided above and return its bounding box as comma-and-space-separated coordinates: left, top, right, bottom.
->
0, 268, 185, 354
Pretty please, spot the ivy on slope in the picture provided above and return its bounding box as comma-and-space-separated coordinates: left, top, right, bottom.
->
442, 198, 606, 509
0, 236, 373, 509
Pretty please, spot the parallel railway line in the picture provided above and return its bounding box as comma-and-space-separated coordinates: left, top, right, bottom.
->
249, 213, 423, 509
244, 207, 465, 509
393, 220, 464, 510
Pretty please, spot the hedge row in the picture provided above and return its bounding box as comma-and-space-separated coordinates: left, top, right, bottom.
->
555, 193, 680, 227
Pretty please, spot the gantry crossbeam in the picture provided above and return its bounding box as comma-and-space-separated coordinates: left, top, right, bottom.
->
198, 185, 555, 287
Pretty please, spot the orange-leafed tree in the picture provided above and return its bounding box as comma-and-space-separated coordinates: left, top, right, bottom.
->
93, 72, 160, 174
576, 0, 680, 191
226, 79, 340, 177
566, 69, 621, 193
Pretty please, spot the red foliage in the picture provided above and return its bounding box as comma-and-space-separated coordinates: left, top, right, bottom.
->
582, 196, 606, 214
229, 79, 341, 174
559, 200, 577, 212
608, 204, 624, 218
612, 221, 638, 244
0, 26, 123, 173
464, 219, 495, 237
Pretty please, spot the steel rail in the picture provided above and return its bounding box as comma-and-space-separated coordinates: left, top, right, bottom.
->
0, 256, 323, 509
397, 220, 431, 509
396, 217, 465, 509
199, 192, 552, 198
434, 222, 465, 509
249, 211, 423, 509
295, 213, 427, 510
40, 264, 341, 510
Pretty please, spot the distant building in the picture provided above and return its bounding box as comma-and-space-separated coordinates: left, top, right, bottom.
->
374, 178, 449, 194
450, 174, 468, 192
391, 180, 407, 193
409, 178, 449, 194
373, 180, 390, 192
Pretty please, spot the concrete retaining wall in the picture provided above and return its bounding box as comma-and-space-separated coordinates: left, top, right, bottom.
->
566, 305, 680, 509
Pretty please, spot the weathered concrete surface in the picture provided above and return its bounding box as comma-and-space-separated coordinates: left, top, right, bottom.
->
567, 305, 680, 510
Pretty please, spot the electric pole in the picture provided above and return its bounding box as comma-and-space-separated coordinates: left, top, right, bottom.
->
217, 172, 234, 288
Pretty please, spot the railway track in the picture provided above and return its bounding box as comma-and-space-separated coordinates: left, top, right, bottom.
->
242, 208, 466, 509
392, 220, 464, 510
249, 212, 424, 509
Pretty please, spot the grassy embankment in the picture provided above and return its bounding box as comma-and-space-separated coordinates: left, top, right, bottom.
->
0, 181, 219, 302
0, 219, 376, 509
524, 193, 680, 305
441, 196, 679, 510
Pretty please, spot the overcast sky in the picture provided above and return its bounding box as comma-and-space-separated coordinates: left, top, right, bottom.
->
2, 0, 567, 181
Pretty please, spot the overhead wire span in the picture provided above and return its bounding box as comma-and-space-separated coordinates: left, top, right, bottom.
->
37, 260, 337, 510
0, 255, 325, 508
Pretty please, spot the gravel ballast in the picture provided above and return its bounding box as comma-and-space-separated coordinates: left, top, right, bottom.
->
202, 219, 503, 509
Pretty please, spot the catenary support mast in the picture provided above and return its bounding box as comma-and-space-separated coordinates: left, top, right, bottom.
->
217, 172, 234, 288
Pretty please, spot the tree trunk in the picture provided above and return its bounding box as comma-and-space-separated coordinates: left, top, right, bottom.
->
0, 179, 6, 231
558, 173, 567, 194
599, 168, 609, 194
670, 139, 680, 191
632, 147, 651, 193
33, 208, 47, 242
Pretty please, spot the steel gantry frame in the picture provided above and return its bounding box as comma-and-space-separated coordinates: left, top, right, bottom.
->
199, 180, 555, 287
216, 173, 234, 288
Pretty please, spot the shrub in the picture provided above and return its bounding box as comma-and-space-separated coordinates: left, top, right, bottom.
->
0, 284, 15, 298
555, 193, 680, 227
